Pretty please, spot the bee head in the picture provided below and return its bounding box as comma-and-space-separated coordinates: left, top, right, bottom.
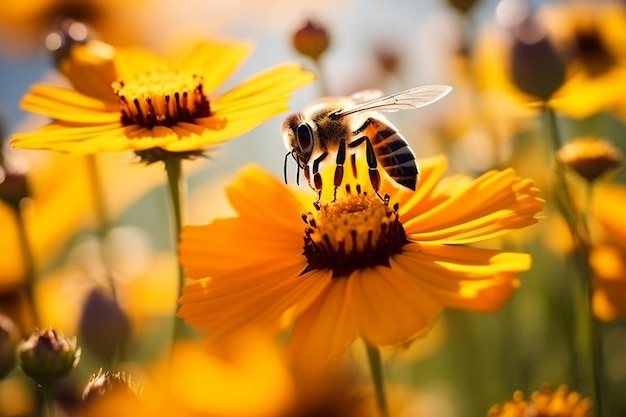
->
281, 113, 315, 167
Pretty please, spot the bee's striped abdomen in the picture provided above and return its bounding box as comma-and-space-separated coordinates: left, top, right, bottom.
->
367, 118, 419, 190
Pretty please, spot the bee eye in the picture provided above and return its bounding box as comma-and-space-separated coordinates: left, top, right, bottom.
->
295, 123, 314, 153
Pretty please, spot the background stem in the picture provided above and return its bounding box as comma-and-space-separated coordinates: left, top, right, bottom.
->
365, 342, 390, 417
85, 155, 117, 301
543, 105, 603, 417
164, 157, 188, 345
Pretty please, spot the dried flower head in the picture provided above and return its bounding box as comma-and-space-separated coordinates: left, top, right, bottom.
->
83, 368, 142, 402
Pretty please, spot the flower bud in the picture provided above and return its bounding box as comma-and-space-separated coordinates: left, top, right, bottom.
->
45, 19, 92, 68
18, 329, 80, 386
375, 47, 401, 75
558, 137, 622, 182
509, 17, 566, 101
83, 369, 141, 402
292, 19, 331, 61
0, 168, 30, 210
0, 314, 20, 379
445, 0, 479, 14
78, 289, 131, 362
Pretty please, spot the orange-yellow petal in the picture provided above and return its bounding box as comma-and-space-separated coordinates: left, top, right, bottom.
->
393, 244, 525, 312
347, 266, 441, 347
224, 165, 307, 231
216, 63, 315, 103
404, 169, 544, 243
178, 259, 330, 342
180, 219, 302, 279
177, 40, 252, 93
20, 85, 119, 123
289, 278, 358, 366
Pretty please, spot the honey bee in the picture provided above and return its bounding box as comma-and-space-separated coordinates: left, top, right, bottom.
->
281, 85, 452, 203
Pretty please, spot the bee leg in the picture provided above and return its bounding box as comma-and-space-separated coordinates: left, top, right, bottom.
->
304, 165, 313, 190
364, 137, 383, 199
333, 139, 347, 202
349, 136, 383, 199
350, 153, 357, 178
311, 151, 328, 206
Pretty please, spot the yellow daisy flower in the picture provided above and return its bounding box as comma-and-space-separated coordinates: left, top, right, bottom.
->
543, 1, 626, 118
590, 183, 626, 321
475, 1, 626, 118
488, 385, 591, 417
76, 334, 378, 417
11, 39, 315, 161
0, 0, 146, 53
178, 156, 544, 364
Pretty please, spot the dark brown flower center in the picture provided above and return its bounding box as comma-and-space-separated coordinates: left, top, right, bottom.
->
113, 70, 210, 129
574, 30, 616, 77
301, 190, 408, 279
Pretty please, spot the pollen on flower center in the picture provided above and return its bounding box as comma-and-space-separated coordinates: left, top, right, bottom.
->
113, 70, 210, 129
301, 191, 409, 278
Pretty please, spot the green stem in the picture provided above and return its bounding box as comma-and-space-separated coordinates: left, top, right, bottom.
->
543, 105, 603, 417
164, 157, 188, 345
312, 58, 331, 97
42, 384, 56, 417
365, 342, 389, 417
85, 155, 117, 301
14, 205, 40, 329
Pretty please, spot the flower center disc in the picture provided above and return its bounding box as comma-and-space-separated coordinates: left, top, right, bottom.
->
113, 70, 210, 129
575, 30, 616, 77
301, 193, 408, 278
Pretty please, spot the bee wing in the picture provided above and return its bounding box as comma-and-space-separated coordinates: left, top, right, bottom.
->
349, 89, 384, 104
334, 85, 452, 118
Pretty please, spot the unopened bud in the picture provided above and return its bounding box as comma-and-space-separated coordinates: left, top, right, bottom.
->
83, 369, 141, 402
510, 17, 566, 101
78, 289, 131, 362
0, 168, 30, 210
375, 47, 401, 75
446, 0, 479, 14
45, 19, 92, 68
0, 315, 20, 379
18, 329, 80, 386
292, 20, 331, 61
558, 137, 622, 182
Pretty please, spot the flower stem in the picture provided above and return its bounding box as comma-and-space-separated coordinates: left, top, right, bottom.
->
164, 157, 188, 344
14, 205, 40, 329
85, 155, 117, 301
42, 384, 56, 417
312, 58, 331, 97
543, 105, 603, 417
365, 342, 389, 417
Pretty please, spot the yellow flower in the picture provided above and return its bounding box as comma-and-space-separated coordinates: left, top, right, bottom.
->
0, 0, 147, 54
590, 183, 626, 321
11, 39, 314, 161
475, 1, 626, 118
488, 385, 591, 417
543, 1, 626, 118
75, 335, 295, 417
74, 333, 377, 417
178, 156, 544, 364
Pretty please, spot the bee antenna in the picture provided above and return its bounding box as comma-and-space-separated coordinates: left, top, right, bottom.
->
296, 160, 301, 185
283, 151, 291, 184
